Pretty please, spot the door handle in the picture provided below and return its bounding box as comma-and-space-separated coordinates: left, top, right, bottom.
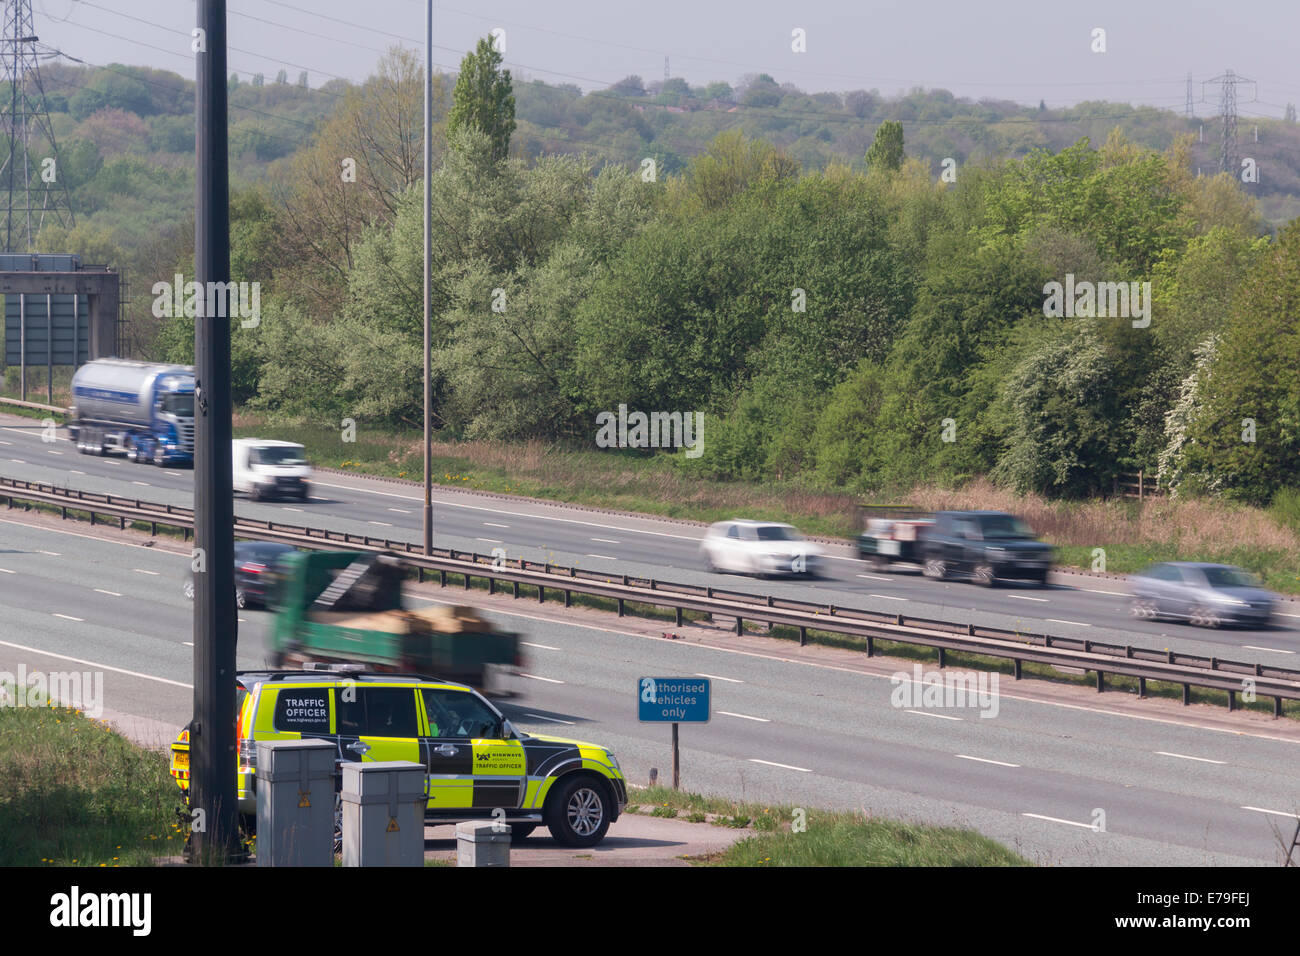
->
434, 744, 457, 756
347, 741, 370, 755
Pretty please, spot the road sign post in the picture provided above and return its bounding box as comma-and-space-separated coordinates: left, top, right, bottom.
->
638, 677, 710, 790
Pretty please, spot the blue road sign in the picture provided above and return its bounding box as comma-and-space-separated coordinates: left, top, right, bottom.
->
638, 677, 710, 723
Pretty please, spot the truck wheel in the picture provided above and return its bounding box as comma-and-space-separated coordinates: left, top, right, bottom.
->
972, 564, 996, 587
869, 554, 889, 572
545, 775, 611, 848
153, 444, 166, 466
923, 558, 948, 580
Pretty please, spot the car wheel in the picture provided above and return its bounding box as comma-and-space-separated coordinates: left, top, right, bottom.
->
545, 775, 611, 848
972, 564, 995, 587
923, 558, 947, 580
702, 549, 717, 573
183, 578, 195, 600
510, 823, 537, 843
1192, 605, 1221, 629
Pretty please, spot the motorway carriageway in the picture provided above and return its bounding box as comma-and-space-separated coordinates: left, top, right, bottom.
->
1, 517, 1299, 866
2, 416, 1298, 668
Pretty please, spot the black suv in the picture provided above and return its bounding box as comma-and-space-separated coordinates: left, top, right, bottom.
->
918, 511, 1053, 587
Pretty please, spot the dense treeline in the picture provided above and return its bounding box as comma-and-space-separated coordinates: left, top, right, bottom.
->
12, 53, 1300, 506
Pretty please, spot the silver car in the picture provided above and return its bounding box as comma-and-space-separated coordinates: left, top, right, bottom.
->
700, 520, 822, 577
1130, 562, 1274, 628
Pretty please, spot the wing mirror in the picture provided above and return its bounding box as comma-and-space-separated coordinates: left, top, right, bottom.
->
499, 719, 516, 740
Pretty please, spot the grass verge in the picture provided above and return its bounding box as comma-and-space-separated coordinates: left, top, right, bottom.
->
627, 785, 1028, 866
0, 698, 183, 866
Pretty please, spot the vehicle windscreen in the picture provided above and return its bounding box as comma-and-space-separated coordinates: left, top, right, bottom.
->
1203, 567, 1260, 589
161, 394, 194, 417
978, 515, 1035, 539
251, 446, 307, 466
756, 526, 801, 542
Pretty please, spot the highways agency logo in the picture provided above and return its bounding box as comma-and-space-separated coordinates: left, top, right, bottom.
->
0, 665, 104, 719
889, 664, 1000, 719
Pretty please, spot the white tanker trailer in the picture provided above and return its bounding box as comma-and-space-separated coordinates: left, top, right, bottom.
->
68, 358, 195, 466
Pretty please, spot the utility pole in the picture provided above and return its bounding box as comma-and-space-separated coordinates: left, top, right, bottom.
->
1185, 72, 1194, 118
190, 0, 239, 864
0, 0, 74, 252
423, 0, 433, 557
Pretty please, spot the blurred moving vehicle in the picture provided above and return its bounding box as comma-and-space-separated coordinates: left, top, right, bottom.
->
856, 507, 934, 572
700, 519, 822, 577
183, 540, 298, 609
266, 549, 522, 695
916, 510, 1053, 586
232, 438, 312, 500
1130, 562, 1274, 628
69, 358, 195, 465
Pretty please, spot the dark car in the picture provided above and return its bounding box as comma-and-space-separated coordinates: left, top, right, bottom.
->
1130, 562, 1274, 628
183, 541, 298, 609
918, 510, 1053, 586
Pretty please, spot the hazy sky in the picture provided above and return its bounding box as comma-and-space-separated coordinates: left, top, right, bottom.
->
31, 0, 1299, 117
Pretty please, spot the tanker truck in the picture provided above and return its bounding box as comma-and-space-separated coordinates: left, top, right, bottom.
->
68, 358, 195, 466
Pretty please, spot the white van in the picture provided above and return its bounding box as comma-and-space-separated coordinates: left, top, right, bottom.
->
232, 439, 312, 501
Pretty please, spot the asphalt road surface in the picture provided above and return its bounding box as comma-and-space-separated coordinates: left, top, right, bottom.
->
2, 515, 1298, 866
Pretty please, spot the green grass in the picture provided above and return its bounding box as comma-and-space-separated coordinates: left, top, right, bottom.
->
0, 698, 184, 866
627, 785, 1027, 866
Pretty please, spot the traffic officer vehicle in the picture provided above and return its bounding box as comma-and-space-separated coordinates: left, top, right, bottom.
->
170, 668, 627, 847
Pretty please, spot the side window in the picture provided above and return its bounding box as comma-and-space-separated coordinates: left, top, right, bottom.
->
272, 688, 331, 734
421, 689, 501, 740
1177, 566, 1203, 585
726, 524, 740, 539
336, 688, 419, 737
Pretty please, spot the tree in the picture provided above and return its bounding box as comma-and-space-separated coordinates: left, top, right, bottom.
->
448, 36, 516, 162
609, 76, 645, 98
297, 71, 308, 88
252, 73, 264, 88
1286, 102, 1297, 123
865, 120, 904, 172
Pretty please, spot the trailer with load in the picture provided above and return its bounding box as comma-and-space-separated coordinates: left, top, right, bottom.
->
68, 358, 195, 465
858, 507, 1054, 587
266, 549, 522, 696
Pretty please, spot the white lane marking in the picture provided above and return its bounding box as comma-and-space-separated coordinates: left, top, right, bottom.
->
1155, 751, 1226, 765
0, 440, 8, 444
368, 521, 393, 527
132, 481, 150, 486
182, 642, 193, 647
1242, 645, 1294, 654
585, 553, 616, 560
905, 709, 963, 721
591, 537, 620, 544
748, 758, 811, 772
47, 450, 62, 455
869, 594, 908, 601
388, 508, 410, 514
9, 459, 23, 463
0, 639, 192, 688
1241, 806, 1300, 819
955, 754, 1020, 768
310, 478, 702, 541
523, 712, 574, 725
0, 568, 13, 573
93, 588, 121, 597
39, 550, 60, 556
282, 507, 304, 513
477, 537, 503, 544
238, 618, 247, 623
857, 573, 892, 581
484, 522, 510, 529
521, 641, 560, 651
53, 613, 84, 622
69, 470, 85, 475
1046, 619, 1091, 627
520, 673, 564, 684
164, 472, 183, 477
1008, 594, 1049, 602
695, 673, 743, 683
1021, 813, 1099, 830
718, 710, 770, 722
1274, 612, 1300, 620
132, 568, 160, 575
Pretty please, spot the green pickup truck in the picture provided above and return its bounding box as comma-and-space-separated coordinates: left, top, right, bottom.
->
265, 549, 522, 695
